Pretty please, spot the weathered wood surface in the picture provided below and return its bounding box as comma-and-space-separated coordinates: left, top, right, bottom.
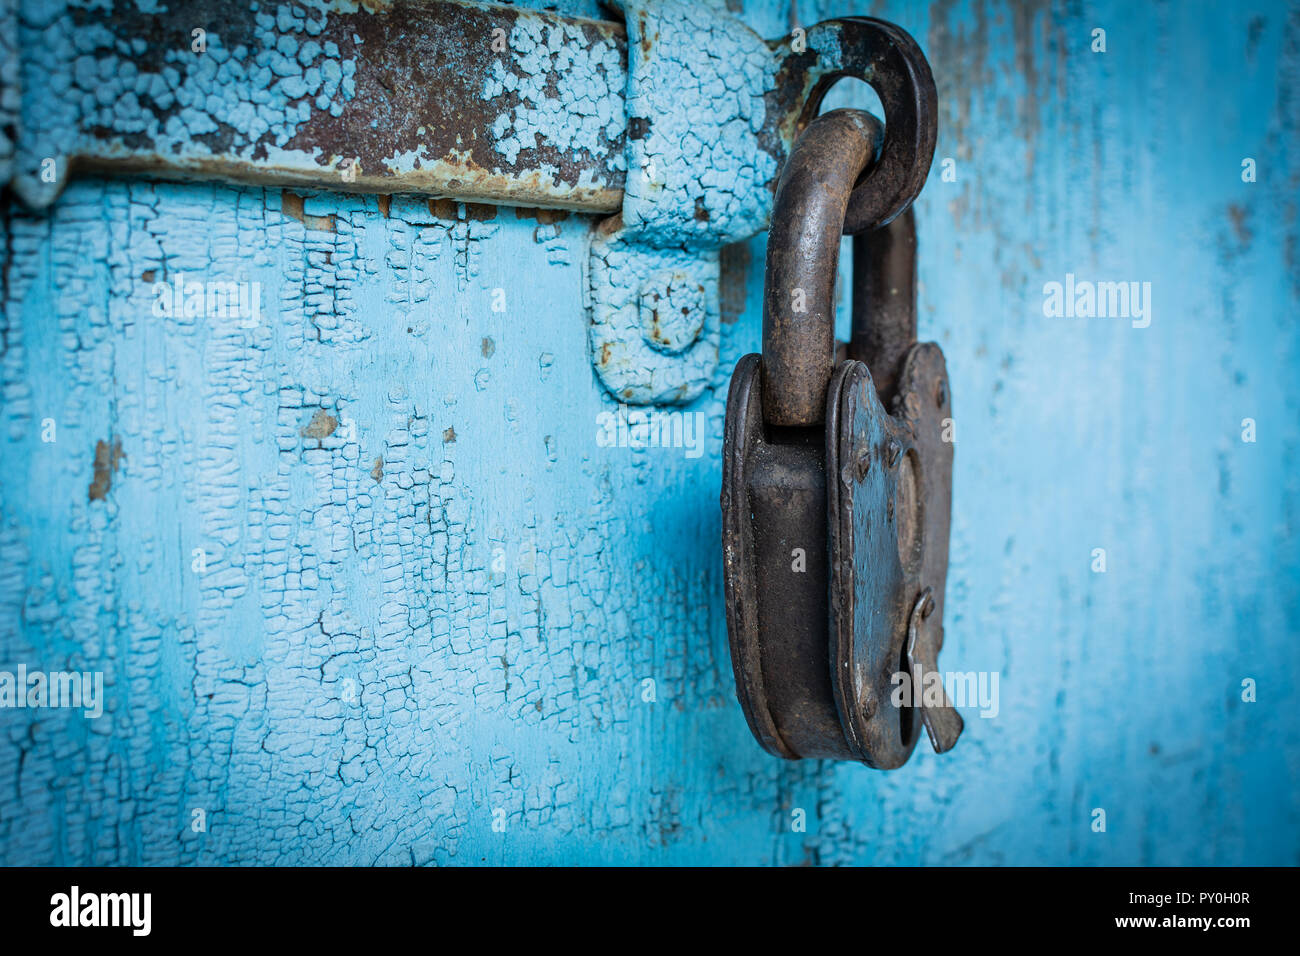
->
1, 0, 1297, 864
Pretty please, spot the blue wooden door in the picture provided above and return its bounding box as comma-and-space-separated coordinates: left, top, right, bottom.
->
1, 0, 1297, 865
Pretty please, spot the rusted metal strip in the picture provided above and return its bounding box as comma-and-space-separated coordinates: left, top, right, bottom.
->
9, 2, 936, 220
8, 0, 629, 210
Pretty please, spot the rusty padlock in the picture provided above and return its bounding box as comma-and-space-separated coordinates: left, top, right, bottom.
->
721, 95, 961, 767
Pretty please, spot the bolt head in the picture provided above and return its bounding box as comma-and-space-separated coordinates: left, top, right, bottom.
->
639, 271, 706, 354
854, 447, 871, 482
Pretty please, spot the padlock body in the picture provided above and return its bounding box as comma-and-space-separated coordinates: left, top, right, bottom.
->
723, 354, 855, 760
722, 344, 956, 767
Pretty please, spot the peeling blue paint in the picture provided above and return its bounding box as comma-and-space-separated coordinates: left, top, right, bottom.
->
15, 0, 361, 206
588, 234, 721, 404
616, 0, 779, 246
485, 16, 625, 175
7, 0, 630, 210
588, 0, 786, 405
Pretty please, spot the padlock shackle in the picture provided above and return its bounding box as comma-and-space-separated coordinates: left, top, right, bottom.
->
762, 110, 880, 427
849, 208, 917, 409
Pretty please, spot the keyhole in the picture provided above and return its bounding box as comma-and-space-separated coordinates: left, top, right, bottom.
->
896, 449, 923, 571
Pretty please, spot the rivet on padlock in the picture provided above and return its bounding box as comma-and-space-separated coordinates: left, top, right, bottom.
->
721, 22, 959, 768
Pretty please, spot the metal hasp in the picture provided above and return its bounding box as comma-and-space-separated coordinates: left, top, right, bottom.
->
0, 0, 945, 406
721, 23, 961, 767
590, 3, 942, 404
3, 0, 630, 211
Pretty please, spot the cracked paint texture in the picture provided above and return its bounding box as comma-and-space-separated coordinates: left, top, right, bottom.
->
615, 0, 779, 246
587, 0, 779, 406
15, 0, 359, 206
588, 232, 721, 405
2, 0, 1300, 865
484, 12, 625, 184
9, 0, 628, 210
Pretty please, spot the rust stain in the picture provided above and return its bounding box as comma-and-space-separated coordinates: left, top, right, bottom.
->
760, 44, 824, 197
88, 437, 124, 502
281, 191, 337, 232
638, 14, 653, 56
282, 190, 305, 221
442, 426, 457, 443
515, 207, 569, 225
597, 213, 623, 238
648, 306, 663, 344
376, 194, 392, 218
429, 198, 458, 221
275, 2, 627, 200
370, 456, 384, 482
300, 409, 338, 440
